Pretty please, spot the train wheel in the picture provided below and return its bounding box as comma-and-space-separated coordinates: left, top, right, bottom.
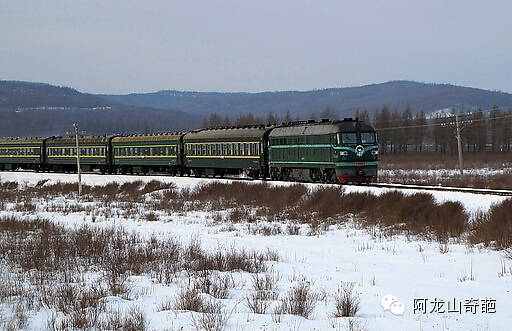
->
283, 168, 291, 181
321, 169, 331, 183
270, 168, 278, 180
328, 169, 337, 183
310, 169, 321, 182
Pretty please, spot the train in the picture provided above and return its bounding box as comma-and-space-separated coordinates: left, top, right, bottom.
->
0, 118, 378, 184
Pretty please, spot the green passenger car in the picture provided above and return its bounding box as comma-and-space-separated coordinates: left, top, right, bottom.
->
268, 119, 378, 183
46, 136, 113, 173
0, 137, 45, 171
183, 126, 272, 178
111, 133, 182, 174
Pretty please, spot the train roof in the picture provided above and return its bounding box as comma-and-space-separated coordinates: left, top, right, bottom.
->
0, 137, 45, 144
46, 136, 113, 144
184, 125, 272, 140
269, 118, 375, 137
113, 132, 183, 143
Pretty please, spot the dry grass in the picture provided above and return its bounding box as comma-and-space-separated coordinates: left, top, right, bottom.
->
245, 272, 280, 314
0, 214, 277, 328
469, 199, 512, 249
190, 298, 232, 331
332, 283, 360, 317
380, 153, 512, 170
278, 281, 318, 319
379, 153, 512, 189
173, 288, 204, 312
0, 178, 482, 246
194, 271, 234, 299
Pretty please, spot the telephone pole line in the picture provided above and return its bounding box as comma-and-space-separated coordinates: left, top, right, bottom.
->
455, 114, 464, 177
73, 122, 82, 196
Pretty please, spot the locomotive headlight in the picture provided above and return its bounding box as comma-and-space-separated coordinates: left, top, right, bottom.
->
371, 150, 379, 156
340, 151, 348, 156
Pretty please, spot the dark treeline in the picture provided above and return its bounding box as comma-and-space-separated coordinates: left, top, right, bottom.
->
202, 105, 512, 155
201, 107, 341, 127
370, 105, 512, 154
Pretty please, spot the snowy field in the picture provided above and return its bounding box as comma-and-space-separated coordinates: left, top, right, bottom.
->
378, 167, 512, 191
380, 168, 510, 178
1, 171, 511, 331
0, 171, 507, 214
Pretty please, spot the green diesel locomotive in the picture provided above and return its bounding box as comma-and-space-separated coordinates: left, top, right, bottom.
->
269, 119, 378, 183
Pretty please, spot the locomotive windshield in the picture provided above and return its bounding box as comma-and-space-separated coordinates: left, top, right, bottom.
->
360, 132, 376, 144
340, 132, 357, 144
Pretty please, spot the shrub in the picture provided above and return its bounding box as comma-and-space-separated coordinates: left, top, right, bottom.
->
245, 291, 273, 314
279, 281, 318, 319
194, 271, 233, 299
190, 298, 231, 331
470, 199, 512, 249
173, 288, 204, 312
333, 283, 360, 317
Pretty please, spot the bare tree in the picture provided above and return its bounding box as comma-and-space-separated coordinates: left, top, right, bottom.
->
400, 105, 413, 153
222, 115, 232, 127
374, 106, 391, 154
354, 109, 370, 123
413, 110, 427, 152
320, 106, 339, 120
266, 112, 280, 125
488, 105, 501, 152
283, 110, 293, 123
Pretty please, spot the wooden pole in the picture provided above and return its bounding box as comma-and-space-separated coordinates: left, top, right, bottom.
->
73, 122, 82, 196
455, 114, 464, 177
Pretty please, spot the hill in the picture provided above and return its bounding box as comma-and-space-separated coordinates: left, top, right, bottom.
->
100, 81, 512, 119
2, 80, 512, 137
0, 81, 196, 137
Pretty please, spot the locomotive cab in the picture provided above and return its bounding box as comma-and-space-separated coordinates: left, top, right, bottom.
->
334, 119, 378, 184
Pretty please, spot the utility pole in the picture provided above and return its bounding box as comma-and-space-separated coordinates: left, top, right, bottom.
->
455, 114, 464, 177
73, 122, 82, 196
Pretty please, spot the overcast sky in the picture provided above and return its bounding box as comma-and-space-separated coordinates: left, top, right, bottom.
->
1, 0, 511, 94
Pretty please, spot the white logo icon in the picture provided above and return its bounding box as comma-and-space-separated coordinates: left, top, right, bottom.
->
381, 294, 405, 315
355, 145, 364, 157
390, 301, 405, 315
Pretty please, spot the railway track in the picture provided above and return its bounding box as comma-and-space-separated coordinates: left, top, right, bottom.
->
371, 182, 512, 196
226, 177, 512, 196
214, 175, 512, 197
2, 170, 512, 197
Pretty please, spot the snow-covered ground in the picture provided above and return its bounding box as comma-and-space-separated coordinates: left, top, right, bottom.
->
380, 168, 510, 178
0, 171, 507, 213
1, 171, 511, 330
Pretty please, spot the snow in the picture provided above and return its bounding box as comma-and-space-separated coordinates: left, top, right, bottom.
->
1, 171, 511, 330
1, 171, 508, 213
380, 168, 511, 178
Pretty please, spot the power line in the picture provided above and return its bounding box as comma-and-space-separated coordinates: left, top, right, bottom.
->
375, 114, 512, 132
369, 106, 512, 126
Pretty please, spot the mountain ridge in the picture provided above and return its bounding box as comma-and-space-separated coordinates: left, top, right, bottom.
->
0, 80, 196, 137
2, 80, 512, 137
99, 80, 512, 118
